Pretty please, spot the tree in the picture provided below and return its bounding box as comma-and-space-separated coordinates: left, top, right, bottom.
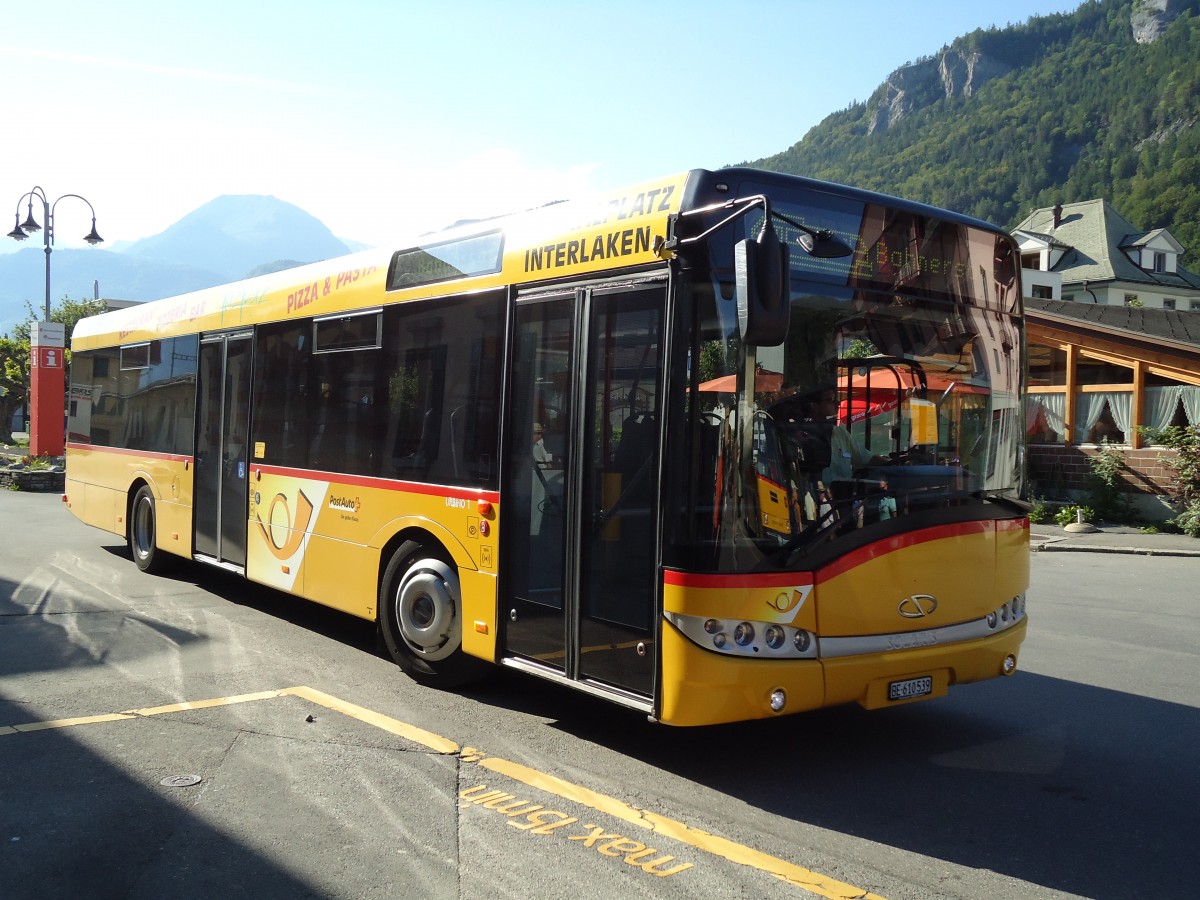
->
0, 336, 30, 446
10, 296, 109, 346
0, 296, 109, 446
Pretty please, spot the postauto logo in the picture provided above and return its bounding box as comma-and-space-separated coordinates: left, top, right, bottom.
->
328, 494, 362, 513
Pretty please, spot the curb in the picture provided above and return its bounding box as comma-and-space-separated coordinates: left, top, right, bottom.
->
1032, 541, 1200, 558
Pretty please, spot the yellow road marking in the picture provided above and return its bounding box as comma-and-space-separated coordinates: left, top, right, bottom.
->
1, 687, 885, 899
8, 712, 136, 733
127, 690, 285, 717
480, 755, 885, 898
281, 685, 459, 755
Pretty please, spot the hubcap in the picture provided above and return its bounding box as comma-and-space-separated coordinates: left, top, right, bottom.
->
394, 558, 460, 661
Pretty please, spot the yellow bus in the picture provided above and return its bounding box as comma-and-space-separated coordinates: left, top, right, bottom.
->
65, 168, 1028, 726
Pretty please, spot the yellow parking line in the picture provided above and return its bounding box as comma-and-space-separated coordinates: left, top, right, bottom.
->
0, 687, 885, 898
126, 690, 285, 717
0, 692, 286, 735
7, 712, 136, 733
280, 685, 459, 755
479, 755, 886, 899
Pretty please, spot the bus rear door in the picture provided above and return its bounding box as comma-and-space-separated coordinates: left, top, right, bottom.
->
194, 331, 253, 569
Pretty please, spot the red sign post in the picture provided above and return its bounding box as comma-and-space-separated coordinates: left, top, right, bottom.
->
29, 321, 66, 458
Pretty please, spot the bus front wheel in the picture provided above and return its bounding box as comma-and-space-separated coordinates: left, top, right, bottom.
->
379, 541, 484, 687
129, 485, 170, 574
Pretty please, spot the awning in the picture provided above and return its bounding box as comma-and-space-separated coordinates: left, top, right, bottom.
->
697, 370, 784, 393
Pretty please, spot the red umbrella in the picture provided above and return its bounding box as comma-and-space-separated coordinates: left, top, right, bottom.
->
697, 370, 784, 393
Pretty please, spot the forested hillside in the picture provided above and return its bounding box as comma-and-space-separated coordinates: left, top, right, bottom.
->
749, 0, 1200, 255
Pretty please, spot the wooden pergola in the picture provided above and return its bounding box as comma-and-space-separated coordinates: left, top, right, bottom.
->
1027, 308, 1200, 449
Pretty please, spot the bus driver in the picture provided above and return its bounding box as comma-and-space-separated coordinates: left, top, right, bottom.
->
803, 389, 885, 484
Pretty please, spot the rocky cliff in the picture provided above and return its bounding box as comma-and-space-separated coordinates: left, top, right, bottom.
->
868, 0, 1186, 134
868, 46, 1009, 134
1132, 0, 1188, 43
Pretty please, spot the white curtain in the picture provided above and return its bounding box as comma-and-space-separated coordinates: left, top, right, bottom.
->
1107, 391, 1133, 440
1145, 386, 1184, 432
1182, 387, 1200, 426
1041, 393, 1067, 441
1075, 392, 1107, 441
1026, 396, 1042, 431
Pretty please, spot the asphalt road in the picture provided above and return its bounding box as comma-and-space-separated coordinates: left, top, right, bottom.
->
1, 489, 1197, 899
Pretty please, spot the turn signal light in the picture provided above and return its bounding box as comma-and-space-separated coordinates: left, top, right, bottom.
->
477, 499, 494, 518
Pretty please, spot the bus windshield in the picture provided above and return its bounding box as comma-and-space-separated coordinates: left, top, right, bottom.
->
670, 182, 1024, 573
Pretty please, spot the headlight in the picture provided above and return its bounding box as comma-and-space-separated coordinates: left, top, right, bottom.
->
663, 612, 818, 659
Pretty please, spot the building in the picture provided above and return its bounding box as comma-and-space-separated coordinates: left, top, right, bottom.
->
1015, 201, 1200, 520
1014, 199, 1200, 310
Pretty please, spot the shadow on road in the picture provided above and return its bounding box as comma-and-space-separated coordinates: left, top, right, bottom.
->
0, 572, 342, 900
9, 542, 1195, 899
533, 668, 1198, 900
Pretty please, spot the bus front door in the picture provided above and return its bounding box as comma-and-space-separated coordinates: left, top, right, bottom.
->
503, 284, 664, 704
194, 332, 252, 569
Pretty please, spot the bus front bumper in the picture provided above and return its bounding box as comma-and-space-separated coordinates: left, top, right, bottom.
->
656, 616, 1027, 727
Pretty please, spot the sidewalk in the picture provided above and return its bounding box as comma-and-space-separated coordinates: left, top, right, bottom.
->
1031, 523, 1200, 557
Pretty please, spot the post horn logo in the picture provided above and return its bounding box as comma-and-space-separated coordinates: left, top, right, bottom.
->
766, 586, 812, 623
898, 594, 938, 618
255, 489, 314, 560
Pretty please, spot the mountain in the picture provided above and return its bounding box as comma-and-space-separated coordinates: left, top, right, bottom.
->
0, 195, 352, 335
122, 195, 350, 280
746, 0, 1200, 257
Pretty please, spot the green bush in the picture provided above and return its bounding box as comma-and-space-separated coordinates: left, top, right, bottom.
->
1170, 502, 1200, 538
1138, 425, 1200, 539
1054, 504, 1096, 527
1027, 497, 1049, 524
1084, 442, 1134, 524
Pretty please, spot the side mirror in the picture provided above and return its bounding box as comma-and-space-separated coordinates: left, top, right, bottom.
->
735, 220, 790, 346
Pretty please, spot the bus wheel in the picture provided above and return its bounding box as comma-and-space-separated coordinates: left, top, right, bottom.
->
129, 485, 170, 574
379, 541, 483, 687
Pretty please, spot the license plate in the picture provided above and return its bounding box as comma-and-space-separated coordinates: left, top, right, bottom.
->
888, 676, 933, 701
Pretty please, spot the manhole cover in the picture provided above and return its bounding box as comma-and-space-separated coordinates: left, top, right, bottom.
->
160, 774, 202, 788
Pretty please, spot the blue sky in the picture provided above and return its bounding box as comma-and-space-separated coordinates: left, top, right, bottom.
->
3, 0, 1085, 251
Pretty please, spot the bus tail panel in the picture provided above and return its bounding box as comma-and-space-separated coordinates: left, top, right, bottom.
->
245, 467, 499, 624
64, 445, 194, 559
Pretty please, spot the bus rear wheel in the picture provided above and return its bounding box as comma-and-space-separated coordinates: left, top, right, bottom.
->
379, 540, 484, 687
129, 485, 170, 574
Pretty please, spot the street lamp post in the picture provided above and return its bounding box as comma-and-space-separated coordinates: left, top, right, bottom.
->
7, 186, 104, 457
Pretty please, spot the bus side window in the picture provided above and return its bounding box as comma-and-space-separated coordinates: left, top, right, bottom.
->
253, 324, 311, 469
381, 293, 504, 489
